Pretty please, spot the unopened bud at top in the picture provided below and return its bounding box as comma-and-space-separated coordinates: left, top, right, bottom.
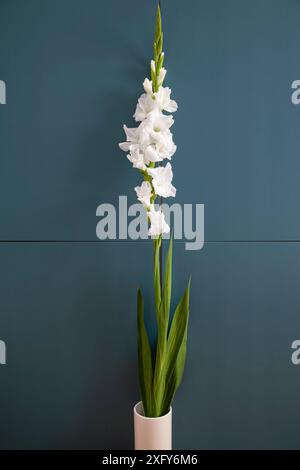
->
158, 67, 167, 86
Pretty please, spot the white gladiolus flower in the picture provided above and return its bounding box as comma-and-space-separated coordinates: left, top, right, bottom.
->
134, 93, 157, 121
144, 130, 176, 163
147, 162, 176, 198
143, 137, 175, 164
140, 114, 174, 145
119, 39, 179, 235
155, 86, 178, 113
135, 181, 152, 208
134, 80, 178, 121
119, 125, 139, 152
140, 114, 177, 163
121, 114, 176, 165
148, 206, 170, 236
127, 145, 146, 171
144, 136, 177, 165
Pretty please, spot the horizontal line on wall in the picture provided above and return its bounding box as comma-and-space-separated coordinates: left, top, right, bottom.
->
1, 240, 300, 244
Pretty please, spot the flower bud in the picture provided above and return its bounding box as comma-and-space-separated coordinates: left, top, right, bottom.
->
158, 67, 167, 85
143, 78, 153, 95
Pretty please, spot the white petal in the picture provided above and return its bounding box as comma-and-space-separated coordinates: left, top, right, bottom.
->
133, 94, 157, 122
144, 145, 162, 164
155, 87, 178, 114
148, 207, 170, 236
164, 99, 178, 113
127, 146, 146, 170
119, 142, 131, 152
124, 125, 138, 141
135, 181, 152, 208
147, 163, 176, 198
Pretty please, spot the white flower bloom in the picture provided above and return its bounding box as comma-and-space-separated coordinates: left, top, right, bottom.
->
136, 88, 177, 121
143, 136, 175, 164
155, 86, 178, 113
119, 112, 176, 167
147, 162, 176, 198
134, 84, 177, 121
143, 78, 153, 95
133, 93, 156, 121
148, 206, 170, 236
157, 67, 167, 86
135, 181, 152, 208
127, 145, 146, 171
119, 59, 178, 232
140, 113, 176, 163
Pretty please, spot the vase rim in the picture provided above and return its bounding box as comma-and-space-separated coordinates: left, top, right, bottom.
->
134, 401, 172, 421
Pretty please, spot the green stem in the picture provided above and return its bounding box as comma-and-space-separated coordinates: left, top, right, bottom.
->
159, 196, 163, 292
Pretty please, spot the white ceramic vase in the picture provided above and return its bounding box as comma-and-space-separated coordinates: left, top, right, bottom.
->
134, 401, 172, 450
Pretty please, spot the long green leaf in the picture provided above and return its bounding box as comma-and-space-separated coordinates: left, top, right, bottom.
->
153, 237, 161, 311
162, 236, 173, 330
162, 315, 188, 414
162, 279, 191, 413
153, 237, 173, 415
137, 288, 153, 416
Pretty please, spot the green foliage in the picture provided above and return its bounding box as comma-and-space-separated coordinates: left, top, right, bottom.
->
162, 279, 190, 414
137, 288, 153, 416
137, 238, 191, 417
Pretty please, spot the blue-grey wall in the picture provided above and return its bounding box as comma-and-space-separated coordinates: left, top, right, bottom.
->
0, 0, 300, 450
